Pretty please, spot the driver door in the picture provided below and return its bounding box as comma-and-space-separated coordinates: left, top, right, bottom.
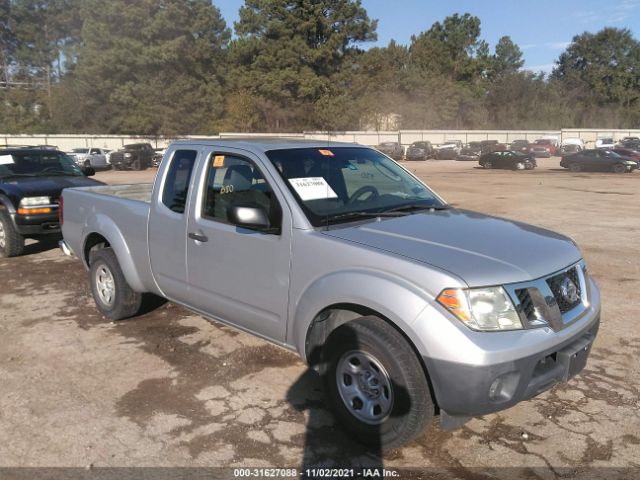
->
185, 148, 292, 341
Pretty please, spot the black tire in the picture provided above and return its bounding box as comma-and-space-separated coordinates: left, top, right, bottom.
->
131, 159, 142, 171
89, 248, 143, 320
569, 163, 582, 173
524, 162, 535, 170
84, 160, 91, 168
0, 209, 25, 257
612, 163, 626, 174
324, 316, 434, 449
482, 161, 492, 169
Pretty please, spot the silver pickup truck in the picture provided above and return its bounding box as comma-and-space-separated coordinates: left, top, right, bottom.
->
59, 139, 600, 448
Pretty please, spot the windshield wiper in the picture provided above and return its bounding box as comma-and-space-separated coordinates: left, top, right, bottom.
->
327, 210, 412, 223
384, 203, 449, 213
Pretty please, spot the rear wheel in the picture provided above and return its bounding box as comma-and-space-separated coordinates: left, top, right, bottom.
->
0, 209, 25, 257
569, 163, 582, 173
612, 163, 627, 174
324, 316, 434, 449
89, 248, 143, 320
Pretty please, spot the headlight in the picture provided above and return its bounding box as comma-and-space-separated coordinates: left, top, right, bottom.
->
20, 196, 51, 207
437, 287, 523, 331
124, 153, 132, 158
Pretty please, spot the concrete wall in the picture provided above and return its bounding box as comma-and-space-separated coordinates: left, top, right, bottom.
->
3, 129, 640, 151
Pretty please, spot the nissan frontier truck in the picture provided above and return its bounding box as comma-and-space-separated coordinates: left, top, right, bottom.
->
59, 139, 600, 448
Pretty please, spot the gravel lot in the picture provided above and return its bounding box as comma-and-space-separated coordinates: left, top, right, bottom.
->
1, 157, 638, 478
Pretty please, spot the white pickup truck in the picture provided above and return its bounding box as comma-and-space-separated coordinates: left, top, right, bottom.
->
69, 148, 109, 169
59, 139, 601, 448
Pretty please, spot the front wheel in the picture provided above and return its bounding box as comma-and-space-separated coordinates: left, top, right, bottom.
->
89, 248, 143, 320
514, 162, 525, 170
0, 209, 25, 257
569, 163, 582, 173
482, 161, 492, 169
324, 316, 434, 449
524, 162, 535, 170
612, 163, 627, 174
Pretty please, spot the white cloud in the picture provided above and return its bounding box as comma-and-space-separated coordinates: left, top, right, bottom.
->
548, 41, 570, 50
522, 63, 556, 75
575, 0, 640, 24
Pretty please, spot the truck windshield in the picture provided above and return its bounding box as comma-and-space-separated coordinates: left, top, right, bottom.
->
0, 151, 84, 178
266, 147, 446, 226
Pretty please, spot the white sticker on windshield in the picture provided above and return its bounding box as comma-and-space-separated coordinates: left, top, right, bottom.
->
288, 177, 338, 201
0, 154, 15, 165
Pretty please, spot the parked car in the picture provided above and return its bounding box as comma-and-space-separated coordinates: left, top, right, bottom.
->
611, 148, 640, 164
435, 148, 459, 160
456, 142, 482, 161
375, 141, 403, 160
405, 141, 434, 161
479, 140, 507, 154
595, 138, 615, 149
531, 139, 557, 157
479, 151, 536, 170
152, 148, 165, 167
70, 148, 110, 170
619, 139, 640, 150
560, 149, 638, 173
561, 138, 585, 153
60, 139, 600, 449
0, 148, 102, 257
108, 143, 154, 170
509, 140, 531, 153
434, 140, 463, 156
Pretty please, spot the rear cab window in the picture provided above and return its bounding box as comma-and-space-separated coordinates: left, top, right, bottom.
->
161, 150, 198, 214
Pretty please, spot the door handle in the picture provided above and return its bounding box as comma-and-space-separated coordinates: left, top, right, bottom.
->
188, 232, 208, 242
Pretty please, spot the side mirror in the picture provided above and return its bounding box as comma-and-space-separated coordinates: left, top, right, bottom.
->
82, 166, 95, 177
227, 204, 276, 233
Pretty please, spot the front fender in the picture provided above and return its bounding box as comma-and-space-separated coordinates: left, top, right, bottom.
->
290, 268, 434, 363
83, 213, 146, 292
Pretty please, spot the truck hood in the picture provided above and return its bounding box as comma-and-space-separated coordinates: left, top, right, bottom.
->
322, 209, 581, 287
1, 176, 104, 198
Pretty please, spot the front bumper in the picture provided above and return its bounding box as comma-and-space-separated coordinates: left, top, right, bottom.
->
14, 212, 60, 235
428, 314, 599, 420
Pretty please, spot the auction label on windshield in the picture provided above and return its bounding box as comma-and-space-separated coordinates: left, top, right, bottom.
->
0, 155, 15, 164
289, 177, 338, 201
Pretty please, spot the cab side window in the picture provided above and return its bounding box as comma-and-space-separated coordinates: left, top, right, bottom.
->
202, 155, 282, 229
162, 150, 197, 214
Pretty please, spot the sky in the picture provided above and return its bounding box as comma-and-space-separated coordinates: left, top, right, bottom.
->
214, 0, 640, 74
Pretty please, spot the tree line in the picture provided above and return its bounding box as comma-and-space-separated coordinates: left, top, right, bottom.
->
1, 0, 639, 136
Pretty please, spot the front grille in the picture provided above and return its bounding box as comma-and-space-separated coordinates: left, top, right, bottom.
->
515, 288, 547, 326
547, 267, 582, 313
110, 152, 125, 163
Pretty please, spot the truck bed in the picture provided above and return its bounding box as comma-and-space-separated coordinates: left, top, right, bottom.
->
79, 184, 153, 203
61, 183, 157, 293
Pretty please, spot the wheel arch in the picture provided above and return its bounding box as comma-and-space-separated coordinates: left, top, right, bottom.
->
303, 302, 440, 412
81, 215, 146, 292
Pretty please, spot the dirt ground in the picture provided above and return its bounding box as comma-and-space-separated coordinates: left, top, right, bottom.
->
0, 157, 639, 478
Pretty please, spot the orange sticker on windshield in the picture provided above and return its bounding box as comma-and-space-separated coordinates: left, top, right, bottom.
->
213, 155, 225, 167
318, 149, 335, 156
